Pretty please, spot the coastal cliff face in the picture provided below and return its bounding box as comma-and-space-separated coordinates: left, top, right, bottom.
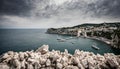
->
0, 45, 120, 69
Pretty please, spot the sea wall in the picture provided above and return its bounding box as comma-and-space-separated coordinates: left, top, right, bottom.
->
0, 45, 120, 69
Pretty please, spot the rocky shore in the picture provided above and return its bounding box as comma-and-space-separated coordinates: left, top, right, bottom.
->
0, 45, 120, 69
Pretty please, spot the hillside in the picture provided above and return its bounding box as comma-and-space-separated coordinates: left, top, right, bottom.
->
72, 22, 120, 28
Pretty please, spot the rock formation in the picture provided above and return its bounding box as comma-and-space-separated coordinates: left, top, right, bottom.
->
0, 45, 120, 69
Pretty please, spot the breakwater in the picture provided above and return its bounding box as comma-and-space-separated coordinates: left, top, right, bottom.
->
0, 45, 120, 69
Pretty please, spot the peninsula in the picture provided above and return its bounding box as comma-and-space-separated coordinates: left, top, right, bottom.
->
47, 22, 120, 49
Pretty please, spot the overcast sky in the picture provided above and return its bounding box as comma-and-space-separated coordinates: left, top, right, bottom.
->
0, 0, 120, 28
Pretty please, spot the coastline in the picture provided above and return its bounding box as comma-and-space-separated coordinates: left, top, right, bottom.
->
86, 36, 120, 49
47, 23, 120, 49
86, 36, 111, 45
48, 32, 119, 49
0, 45, 120, 69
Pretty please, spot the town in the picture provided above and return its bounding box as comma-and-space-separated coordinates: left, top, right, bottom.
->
47, 22, 120, 49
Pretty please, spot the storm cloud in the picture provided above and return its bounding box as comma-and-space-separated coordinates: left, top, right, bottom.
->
0, 0, 32, 16
0, 0, 120, 28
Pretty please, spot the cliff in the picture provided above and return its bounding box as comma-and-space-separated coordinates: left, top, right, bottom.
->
0, 45, 120, 69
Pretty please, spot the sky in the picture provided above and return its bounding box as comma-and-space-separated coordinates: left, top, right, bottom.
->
0, 0, 120, 28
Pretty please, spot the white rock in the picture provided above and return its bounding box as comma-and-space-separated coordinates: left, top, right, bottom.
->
56, 62, 63, 69
27, 64, 34, 69
50, 53, 59, 63
12, 59, 21, 69
0, 45, 120, 69
27, 58, 38, 64
3, 57, 12, 63
24, 52, 29, 58
19, 52, 25, 61
7, 51, 14, 56
13, 53, 19, 59
64, 66, 79, 69
81, 59, 88, 68
78, 63, 84, 69
72, 57, 80, 65
39, 57, 46, 65
20, 59, 26, 69
64, 49, 68, 54
36, 45, 49, 54
74, 49, 80, 55
0, 64, 9, 69
107, 57, 119, 68
2, 53, 10, 59
46, 59, 51, 66
34, 62, 41, 69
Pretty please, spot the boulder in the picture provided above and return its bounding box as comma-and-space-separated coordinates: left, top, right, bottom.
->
12, 59, 21, 69
19, 52, 25, 61
2, 53, 10, 60
64, 49, 68, 54
20, 59, 26, 69
0, 64, 9, 69
39, 57, 46, 65
36, 45, 49, 54
34, 62, 41, 69
78, 63, 84, 69
27, 64, 34, 69
64, 66, 79, 69
81, 59, 88, 68
46, 59, 51, 66
107, 57, 119, 68
56, 62, 63, 69
71, 57, 79, 65
7, 51, 14, 56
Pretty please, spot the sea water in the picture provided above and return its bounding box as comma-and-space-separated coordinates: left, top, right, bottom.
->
0, 29, 120, 55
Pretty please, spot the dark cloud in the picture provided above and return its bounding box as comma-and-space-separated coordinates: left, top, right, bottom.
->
0, 0, 32, 16
88, 0, 120, 18
0, 0, 120, 28
0, 0, 120, 18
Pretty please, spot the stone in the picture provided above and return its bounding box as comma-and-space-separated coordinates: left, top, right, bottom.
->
12, 59, 21, 69
0, 45, 120, 69
7, 51, 14, 56
2, 53, 10, 59
72, 57, 80, 65
21, 59, 26, 69
0, 64, 9, 69
81, 59, 88, 68
36, 45, 49, 54
64, 66, 79, 69
34, 62, 41, 69
64, 49, 68, 54
107, 57, 119, 68
40, 57, 46, 65
78, 63, 84, 69
19, 52, 25, 61
46, 59, 51, 66
56, 62, 63, 69
27, 64, 34, 69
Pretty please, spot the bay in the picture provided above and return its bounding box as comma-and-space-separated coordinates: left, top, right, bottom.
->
0, 29, 119, 55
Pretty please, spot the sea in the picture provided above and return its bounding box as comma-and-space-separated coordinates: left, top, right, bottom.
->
0, 29, 120, 55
